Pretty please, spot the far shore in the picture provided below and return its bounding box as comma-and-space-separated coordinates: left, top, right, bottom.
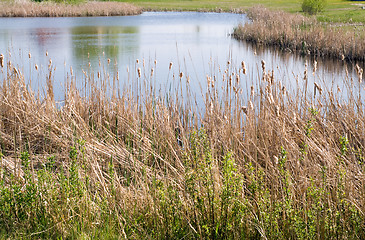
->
0, 1, 142, 17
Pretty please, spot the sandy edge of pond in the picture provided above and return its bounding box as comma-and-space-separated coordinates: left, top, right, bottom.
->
0, 1, 142, 17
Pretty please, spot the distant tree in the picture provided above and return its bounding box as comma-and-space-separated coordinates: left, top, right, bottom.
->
302, 0, 326, 15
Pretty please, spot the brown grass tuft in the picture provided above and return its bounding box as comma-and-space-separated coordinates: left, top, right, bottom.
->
0, 1, 142, 17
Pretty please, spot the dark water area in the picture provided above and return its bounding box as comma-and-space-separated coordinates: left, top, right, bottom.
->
0, 12, 363, 102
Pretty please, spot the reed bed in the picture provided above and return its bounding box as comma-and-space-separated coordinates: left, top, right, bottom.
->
0, 51, 364, 239
0, 1, 142, 17
234, 7, 365, 62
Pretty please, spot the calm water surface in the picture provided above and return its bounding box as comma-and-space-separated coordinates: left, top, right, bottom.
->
0, 12, 363, 101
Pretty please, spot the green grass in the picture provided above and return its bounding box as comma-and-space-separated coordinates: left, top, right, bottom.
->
119, 0, 365, 23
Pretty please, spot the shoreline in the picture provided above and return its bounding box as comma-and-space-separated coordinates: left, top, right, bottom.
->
233, 7, 365, 63
0, 1, 142, 17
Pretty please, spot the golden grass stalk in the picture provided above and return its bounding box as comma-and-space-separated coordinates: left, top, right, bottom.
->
0, 1, 142, 18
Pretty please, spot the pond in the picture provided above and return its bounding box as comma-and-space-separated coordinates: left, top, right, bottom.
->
0, 12, 363, 102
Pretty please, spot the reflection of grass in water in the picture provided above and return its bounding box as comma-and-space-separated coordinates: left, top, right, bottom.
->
0, 50, 365, 239
71, 26, 139, 64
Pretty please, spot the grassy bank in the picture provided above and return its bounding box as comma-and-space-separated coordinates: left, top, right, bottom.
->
0, 1, 142, 17
233, 7, 365, 62
0, 51, 364, 238
119, 0, 365, 23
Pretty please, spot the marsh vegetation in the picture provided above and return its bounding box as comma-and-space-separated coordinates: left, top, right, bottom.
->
0, 1, 141, 17
234, 7, 365, 62
0, 49, 364, 238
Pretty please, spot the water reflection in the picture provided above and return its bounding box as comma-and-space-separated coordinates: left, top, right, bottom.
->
0, 12, 363, 103
71, 26, 139, 67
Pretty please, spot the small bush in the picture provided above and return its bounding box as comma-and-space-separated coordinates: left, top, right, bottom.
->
302, 0, 326, 15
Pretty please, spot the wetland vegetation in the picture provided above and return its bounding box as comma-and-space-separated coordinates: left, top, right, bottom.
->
0, 0, 365, 239
0, 50, 364, 239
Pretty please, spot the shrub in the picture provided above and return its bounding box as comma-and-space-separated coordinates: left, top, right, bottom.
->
302, 0, 326, 15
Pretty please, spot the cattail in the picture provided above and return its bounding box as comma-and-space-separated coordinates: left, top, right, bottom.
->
314, 82, 322, 95
0, 54, 3, 68
117, 71, 119, 81
154, 59, 157, 65
137, 67, 141, 78
313, 60, 317, 75
179, 72, 183, 79
151, 68, 154, 77
227, 61, 231, 65
169, 62, 173, 70
46, 51, 48, 56
207, 75, 211, 86
107, 58, 111, 65
70, 66, 73, 76
35, 64, 38, 70
48, 59, 52, 69
136, 59, 139, 64
98, 71, 100, 78
251, 85, 255, 98
304, 67, 308, 81
356, 64, 363, 83
261, 60, 266, 72
282, 86, 286, 96
28, 52, 31, 59
236, 75, 240, 85
241, 61, 246, 74
248, 100, 254, 111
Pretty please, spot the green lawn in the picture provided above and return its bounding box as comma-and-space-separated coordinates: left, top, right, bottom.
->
120, 0, 365, 23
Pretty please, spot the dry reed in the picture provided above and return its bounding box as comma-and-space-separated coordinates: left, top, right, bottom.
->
0, 1, 142, 17
234, 6, 365, 62
0, 50, 364, 238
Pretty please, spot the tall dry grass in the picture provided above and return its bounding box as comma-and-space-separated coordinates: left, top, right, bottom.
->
234, 7, 365, 62
0, 1, 142, 17
0, 51, 364, 238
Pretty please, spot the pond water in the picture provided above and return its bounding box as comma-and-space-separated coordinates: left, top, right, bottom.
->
0, 12, 363, 102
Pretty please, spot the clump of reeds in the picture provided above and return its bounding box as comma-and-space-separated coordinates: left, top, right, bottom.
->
0, 1, 142, 17
234, 6, 365, 62
0, 51, 364, 239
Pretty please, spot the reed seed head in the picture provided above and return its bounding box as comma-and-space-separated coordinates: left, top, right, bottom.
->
261, 60, 266, 72
313, 60, 317, 75
241, 61, 246, 74
314, 82, 322, 95
0, 54, 3, 68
